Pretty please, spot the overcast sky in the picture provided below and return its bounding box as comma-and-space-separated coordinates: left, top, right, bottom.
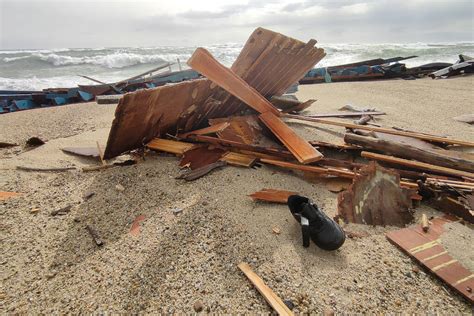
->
1, 0, 473, 49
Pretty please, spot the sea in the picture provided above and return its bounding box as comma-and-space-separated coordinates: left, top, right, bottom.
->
1, 42, 473, 91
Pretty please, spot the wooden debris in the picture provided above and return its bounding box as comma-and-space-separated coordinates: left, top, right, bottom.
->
130, 214, 146, 236
361, 151, 474, 179
309, 140, 360, 151
337, 162, 414, 227
270, 96, 316, 113
259, 112, 323, 163
0, 142, 18, 148
86, 225, 104, 246
421, 214, 429, 232
96, 142, 106, 165
307, 111, 385, 118
430, 194, 474, 224
285, 114, 474, 147
238, 262, 294, 316
51, 205, 72, 216
188, 47, 281, 116
386, 217, 474, 303
62, 147, 100, 158
16, 166, 76, 172
354, 115, 372, 125
0, 191, 21, 200
249, 188, 297, 203
179, 146, 226, 170
147, 138, 196, 155
176, 161, 227, 181
82, 164, 115, 172
272, 226, 281, 234
188, 48, 323, 164
221, 152, 257, 167
178, 121, 231, 138
345, 133, 474, 172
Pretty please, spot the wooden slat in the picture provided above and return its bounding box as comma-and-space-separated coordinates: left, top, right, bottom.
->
259, 112, 323, 164
187, 48, 281, 116
386, 217, 474, 303
285, 114, 474, 147
361, 151, 474, 179
249, 188, 297, 203
221, 152, 257, 167
178, 122, 230, 138
146, 138, 196, 155
238, 262, 294, 316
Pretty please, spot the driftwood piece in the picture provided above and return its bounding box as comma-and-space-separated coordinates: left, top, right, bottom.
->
345, 133, 474, 172
249, 188, 297, 203
86, 225, 104, 246
238, 262, 294, 316
285, 114, 474, 147
176, 161, 227, 181
386, 216, 474, 303
337, 163, 414, 227
361, 151, 474, 179
17, 166, 76, 172
51, 205, 72, 216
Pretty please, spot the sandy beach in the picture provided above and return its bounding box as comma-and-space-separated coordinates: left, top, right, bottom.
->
1, 76, 473, 313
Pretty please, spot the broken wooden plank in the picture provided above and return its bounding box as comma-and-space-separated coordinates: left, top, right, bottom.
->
176, 161, 227, 181
337, 162, 415, 227
238, 262, 294, 316
285, 114, 474, 147
259, 112, 323, 163
249, 188, 297, 203
147, 138, 197, 155
386, 217, 474, 303
188, 47, 280, 116
345, 133, 474, 172
221, 152, 257, 167
361, 151, 474, 179
179, 146, 226, 170
178, 121, 231, 138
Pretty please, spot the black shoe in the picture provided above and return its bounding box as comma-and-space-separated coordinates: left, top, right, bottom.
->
287, 195, 345, 251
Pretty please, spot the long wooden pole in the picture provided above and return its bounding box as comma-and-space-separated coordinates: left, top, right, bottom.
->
361, 151, 474, 179
284, 114, 474, 147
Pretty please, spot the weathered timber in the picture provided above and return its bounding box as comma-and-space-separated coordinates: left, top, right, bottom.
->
361, 151, 474, 179
285, 114, 474, 147
345, 133, 474, 172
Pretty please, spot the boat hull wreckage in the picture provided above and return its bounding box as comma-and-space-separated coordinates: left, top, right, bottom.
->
104, 27, 326, 161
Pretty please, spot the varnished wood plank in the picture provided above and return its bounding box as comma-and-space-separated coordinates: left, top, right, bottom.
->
146, 138, 196, 155
249, 188, 297, 203
259, 112, 323, 163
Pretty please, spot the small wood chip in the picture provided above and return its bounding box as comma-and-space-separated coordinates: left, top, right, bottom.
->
272, 226, 281, 234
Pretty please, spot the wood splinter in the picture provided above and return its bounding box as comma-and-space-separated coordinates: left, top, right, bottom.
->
86, 225, 104, 246
421, 213, 429, 232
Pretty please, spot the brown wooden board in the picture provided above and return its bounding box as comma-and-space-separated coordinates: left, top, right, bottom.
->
179, 146, 226, 170
146, 138, 196, 155
249, 188, 297, 204
259, 112, 323, 163
104, 28, 325, 159
386, 217, 474, 303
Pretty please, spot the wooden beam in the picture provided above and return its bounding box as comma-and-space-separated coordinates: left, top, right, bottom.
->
285, 114, 474, 147
344, 133, 474, 172
259, 112, 323, 163
187, 48, 280, 116
361, 151, 474, 179
238, 262, 294, 316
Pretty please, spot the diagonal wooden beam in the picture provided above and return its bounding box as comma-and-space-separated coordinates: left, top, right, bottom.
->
187, 47, 323, 163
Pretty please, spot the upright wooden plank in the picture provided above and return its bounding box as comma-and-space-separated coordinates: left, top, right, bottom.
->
187, 48, 281, 116
238, 263, 294, 316
259, 112, 323, 163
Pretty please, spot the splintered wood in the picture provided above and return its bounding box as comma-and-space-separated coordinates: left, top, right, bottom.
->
104, 27, 325, 159
386, 217, 474, 303
249, 188, 297, 203
337, 162, 414, 227
188, 48, 323, 164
